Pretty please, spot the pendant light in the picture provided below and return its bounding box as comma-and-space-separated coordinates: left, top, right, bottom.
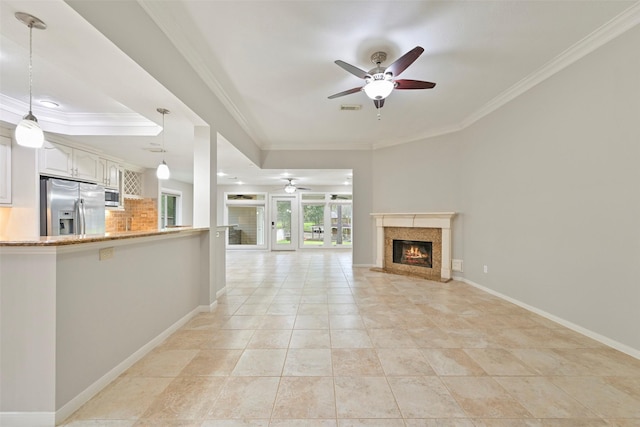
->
14, 12, 47, 148
156, 108, 170, 180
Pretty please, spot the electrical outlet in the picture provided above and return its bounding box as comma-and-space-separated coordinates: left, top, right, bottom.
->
452, 259, 463, 272
99, 247, 114, 261
483, 265, 488, 273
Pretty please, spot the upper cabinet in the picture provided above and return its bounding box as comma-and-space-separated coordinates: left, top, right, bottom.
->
39, 141, 73, 178
39, 141, 121, 189
0, 135, 11, 205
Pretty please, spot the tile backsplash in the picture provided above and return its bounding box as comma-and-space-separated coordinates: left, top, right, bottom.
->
106, 198, 157, 233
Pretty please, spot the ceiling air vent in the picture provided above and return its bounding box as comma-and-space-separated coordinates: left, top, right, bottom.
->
340, 104, 362, 111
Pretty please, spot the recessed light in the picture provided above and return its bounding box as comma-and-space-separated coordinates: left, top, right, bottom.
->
217, 172, 226, 177
40, 100, 59, 108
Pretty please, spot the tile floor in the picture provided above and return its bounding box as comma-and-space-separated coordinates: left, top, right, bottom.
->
61, 250, 640, 426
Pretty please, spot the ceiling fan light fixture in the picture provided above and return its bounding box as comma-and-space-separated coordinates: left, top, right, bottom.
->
14, 12, 47, 149
363, 79, 394, 100
284, 183, 296, 193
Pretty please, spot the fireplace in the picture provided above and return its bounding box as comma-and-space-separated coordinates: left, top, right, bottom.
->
393, 240, 432, 268
371, 212, 455, 282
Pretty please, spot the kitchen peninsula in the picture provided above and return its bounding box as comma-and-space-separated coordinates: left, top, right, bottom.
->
0, 227, 224, 426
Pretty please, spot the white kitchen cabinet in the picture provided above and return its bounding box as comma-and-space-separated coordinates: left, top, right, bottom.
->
97, 158, 121, 189
39, 141, 74, 178
0, 135, 11, 204
73, 149, 101, 182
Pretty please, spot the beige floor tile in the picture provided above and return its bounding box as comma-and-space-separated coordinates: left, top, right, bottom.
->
157, 330, 214, 350
61, 421, 137, 426
551, 376, 640, 418
331, 348, 384, 376
202, 420, 270, 426
267, 303, 300, 315
234, 303, 270, 315
272, 376, 336, 419
495, 376, 595, 418
220, 315, 265, 329
508, 348, 593, 376
334, 376, 401, 418
283, 349, 333, 376
207, 376, 280, 419
202, 329, 255, 349
258, 315, 296, 329
403, 420, 475, 427
376, 348, 436, 376
271, 420, 337, 427
368, 328, 418, 348
464, 348, 536, 376
140, 376, 226, 420
231, 349, 287, 376
70, 377, 173, 420
329, 314, 365, 329
407, 327, 460, 348
421, 348, 487, 376
471, 420, 543, 427
178, 349, 242, 376
387, 376, 467, 418
246, 329, 292, 349
328, 303, 360, 315
330, 329, 373, 348
298, 303, 329, 315
338, 420, 404, 426
295, 314, 330, 329
123, 349, 199, 377
290, 329, 331, 349
604, 376, 640, 400
442, 376, 533, 418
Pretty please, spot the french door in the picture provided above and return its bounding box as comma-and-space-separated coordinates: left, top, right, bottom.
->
270, 196, 298, 250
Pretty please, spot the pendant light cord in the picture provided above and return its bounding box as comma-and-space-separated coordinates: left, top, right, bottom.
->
161, 111, 166, 161
28, 22, 34, 114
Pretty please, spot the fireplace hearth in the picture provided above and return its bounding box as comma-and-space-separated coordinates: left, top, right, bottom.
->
393, 240, 432, 268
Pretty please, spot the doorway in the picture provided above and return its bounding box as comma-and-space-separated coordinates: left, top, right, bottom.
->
271, 195, 298, 250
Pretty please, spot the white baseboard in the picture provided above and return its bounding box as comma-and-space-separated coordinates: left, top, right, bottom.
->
457, 276, 640, 360
55, 305, 204, 424
0, 412, 55, 427
216, 286, 227, 299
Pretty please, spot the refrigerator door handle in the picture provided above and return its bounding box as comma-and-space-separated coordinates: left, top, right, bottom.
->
79, 198, 86, 235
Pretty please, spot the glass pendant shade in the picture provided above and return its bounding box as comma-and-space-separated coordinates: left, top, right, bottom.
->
363, 79, 394, 100
156, 161, 170, 180
284, 184, 296, 193
15, 113, 44, 148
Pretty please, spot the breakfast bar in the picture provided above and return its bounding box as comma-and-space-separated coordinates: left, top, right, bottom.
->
0, 227, 223, 426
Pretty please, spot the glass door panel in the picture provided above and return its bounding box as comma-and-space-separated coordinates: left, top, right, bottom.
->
331, 203, 352, 246
302, 204, 325, 246
271, 196, 297, 250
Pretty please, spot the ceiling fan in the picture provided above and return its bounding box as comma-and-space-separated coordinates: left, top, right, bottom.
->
328, 46, 436, 109
283, 178, 311, 194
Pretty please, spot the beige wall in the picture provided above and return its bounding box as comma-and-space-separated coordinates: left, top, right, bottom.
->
372, 25, 640, 353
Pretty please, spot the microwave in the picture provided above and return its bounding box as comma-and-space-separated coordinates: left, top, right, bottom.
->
105, 189, 120, 207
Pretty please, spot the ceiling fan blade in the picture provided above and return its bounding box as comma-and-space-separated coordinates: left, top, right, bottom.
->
374, 99, 385, 109
384, 46, 424, 78
328, 86, 363, 99
394, 79, 436, 90
334, 60, 370, 79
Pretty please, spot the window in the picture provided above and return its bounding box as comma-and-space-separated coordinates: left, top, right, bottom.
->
225, 193, 267, 248
299, 193, 352, 248
160, 190, 181, 228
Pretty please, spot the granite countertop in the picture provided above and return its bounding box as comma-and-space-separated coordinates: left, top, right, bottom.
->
0, 227, 209, 247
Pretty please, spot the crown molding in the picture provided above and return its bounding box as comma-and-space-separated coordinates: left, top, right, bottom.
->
138, 0, 266, 148
0, 94, 160, 136
262, 141, 373, 151
459, 1, 640, 131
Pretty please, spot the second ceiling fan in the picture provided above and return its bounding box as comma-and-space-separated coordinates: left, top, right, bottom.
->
328, 46, 436, 109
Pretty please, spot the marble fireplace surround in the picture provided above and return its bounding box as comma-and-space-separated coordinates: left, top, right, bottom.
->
371, 212, 456, 281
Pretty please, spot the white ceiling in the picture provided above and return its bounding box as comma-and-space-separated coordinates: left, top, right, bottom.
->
1, 0, 637, 186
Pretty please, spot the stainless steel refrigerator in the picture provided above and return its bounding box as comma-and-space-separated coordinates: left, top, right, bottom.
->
40, 177, 106, 236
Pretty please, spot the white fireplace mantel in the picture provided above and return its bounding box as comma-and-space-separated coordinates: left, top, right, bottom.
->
371, 212, 456, 280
